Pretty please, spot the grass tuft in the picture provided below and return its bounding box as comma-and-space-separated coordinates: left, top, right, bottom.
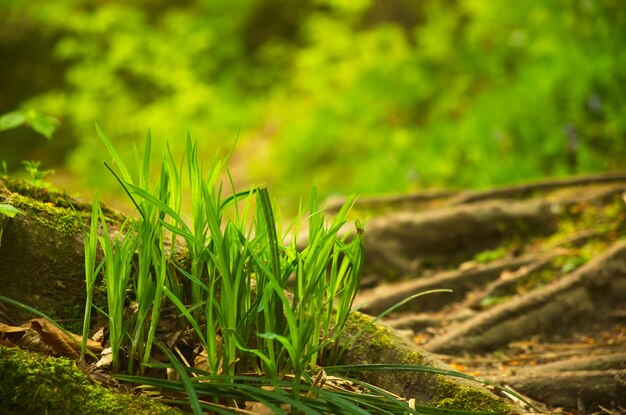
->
75, 128, 518, 414
86, 129, 365, 403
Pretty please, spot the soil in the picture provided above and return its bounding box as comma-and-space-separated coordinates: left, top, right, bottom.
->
345, 172, 626, 414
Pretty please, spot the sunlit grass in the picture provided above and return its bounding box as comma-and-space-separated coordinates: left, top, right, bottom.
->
73, 127, 527, 414
80, 190, 100, 359
87, 127, 364, 398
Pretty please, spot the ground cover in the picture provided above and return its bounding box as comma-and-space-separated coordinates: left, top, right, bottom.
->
351, 173, 626, 413
0, 134, 524, 414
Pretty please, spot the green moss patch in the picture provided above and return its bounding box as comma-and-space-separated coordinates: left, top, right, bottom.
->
0, 346, 181, 415
433, 376, 513, 414
339, 313, 519, 413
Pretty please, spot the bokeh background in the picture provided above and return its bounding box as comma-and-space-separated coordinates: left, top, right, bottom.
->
1, 0, 625, 212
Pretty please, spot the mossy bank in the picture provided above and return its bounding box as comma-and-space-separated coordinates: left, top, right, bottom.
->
0, 177, 122, 329
339, 312, 518, 414
0, 345, 181, 414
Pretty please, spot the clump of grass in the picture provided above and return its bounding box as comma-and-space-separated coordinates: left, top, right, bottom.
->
80, 127, 523, 414
86, 127, 364, 392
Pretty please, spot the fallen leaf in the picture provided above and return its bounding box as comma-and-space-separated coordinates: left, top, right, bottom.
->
244, 402, 275, 415
96, 347, 113, 368
194, 346, 209, 372
91, 326, 105, 343
0, 318, 102, 359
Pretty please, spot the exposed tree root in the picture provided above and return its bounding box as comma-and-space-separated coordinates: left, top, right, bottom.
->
489, 370, 626, 411
347, 173, 626, 413
0, 178, 126, 324
363, 199, 556, 278
356, 255, 537, 315
519, 352, 626, 372
425, 240, 626, 354
325, 171, 626, 212
448, 171, 626, 205
462, 254, 558, 310
325, 189, 456, 213
337, 312, 521, 414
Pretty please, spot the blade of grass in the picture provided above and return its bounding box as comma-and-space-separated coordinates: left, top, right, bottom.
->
81, 191, 100, 358
341, 289, 453, 358
325, 363, 536, 411
162, 285, 207, 348
142, 241, 166, 367
97, 214, 137, 372
95, 122, 132, 184
155, 341, 203, 415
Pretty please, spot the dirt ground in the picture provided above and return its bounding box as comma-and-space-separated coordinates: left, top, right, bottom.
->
2, 172, 625, 414
338, 172, 626, 414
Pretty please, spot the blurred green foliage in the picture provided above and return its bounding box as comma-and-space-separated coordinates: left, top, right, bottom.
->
1, 0, 625, 207
0, 109, 59, 139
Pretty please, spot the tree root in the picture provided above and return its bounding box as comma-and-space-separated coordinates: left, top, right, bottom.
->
356, 255, 537, 315
449, 171, 626, 205
425, 240, 626, 354
489, 370, 626, 411
363, 199, 556, 278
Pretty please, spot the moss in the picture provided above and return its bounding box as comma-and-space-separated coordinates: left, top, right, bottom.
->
1, 176, 125, 223
0, 345, 182, 415
433, 376, 514, 414
2, 177, 61, 205
341, 312, 396, 361
0, 177, 120, 326
9, 193, 87, 235
480, 295, 511, 308
548, 196, 626, 248
0, 195, 88, 322
404, 350, 425, 365
338, 312, 520, 413
473, 246, 509, 264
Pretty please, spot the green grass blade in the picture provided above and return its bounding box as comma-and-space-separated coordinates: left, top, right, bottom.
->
155, 341, 203, 415
81, 191, 100, 358
142, 240, 167, 367
95, 122, 132, 184
257, 186, 281, 281
103, 162, 145, 219
125, 182, 192, 235
163, 287, 207, 347
325, 363, 535, 411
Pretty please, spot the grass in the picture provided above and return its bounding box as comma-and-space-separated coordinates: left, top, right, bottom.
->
86, 127, 368, 408
73, 126, 521, 414
0, 125, 523, 413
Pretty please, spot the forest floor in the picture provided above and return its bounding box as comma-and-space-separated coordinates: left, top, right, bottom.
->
2, 172, 626, 414
329, 172, 626, 414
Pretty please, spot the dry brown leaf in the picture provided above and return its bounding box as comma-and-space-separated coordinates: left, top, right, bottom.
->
0, 322, 28, 334
0, 318, 102, 359
96, 347, 113, 368
245, 401, 291, 414
0, 338, 17, 347
91, 326, 105, 343
244, 402, 275, 415
194, 346, 209, 372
